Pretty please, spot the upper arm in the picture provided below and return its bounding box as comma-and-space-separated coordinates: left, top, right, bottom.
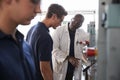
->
37, 35, 52, 61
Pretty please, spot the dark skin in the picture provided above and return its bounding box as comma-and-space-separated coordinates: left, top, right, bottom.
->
67, 14, 84, 67
69, 14, 84, 31
67, 56, 80, 67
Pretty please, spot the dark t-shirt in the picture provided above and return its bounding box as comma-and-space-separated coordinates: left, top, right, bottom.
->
67, 27, 76, 74
0, 30, 33, 80
26, 22, 53, 79
23, 41, 38, 80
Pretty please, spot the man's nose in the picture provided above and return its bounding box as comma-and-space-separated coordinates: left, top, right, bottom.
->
35, 3, 42, 13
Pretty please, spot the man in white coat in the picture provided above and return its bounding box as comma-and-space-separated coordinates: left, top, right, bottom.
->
52, 14, 89, 80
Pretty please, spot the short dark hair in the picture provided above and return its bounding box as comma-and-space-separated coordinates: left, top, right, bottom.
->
74, 14, 84, 22
46, 4, 67, 18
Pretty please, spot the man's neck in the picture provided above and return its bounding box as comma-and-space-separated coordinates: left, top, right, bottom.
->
0, 16, 17, 36
42, 18, 52, 28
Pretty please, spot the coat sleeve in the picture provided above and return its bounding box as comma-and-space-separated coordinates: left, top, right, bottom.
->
51, 27, 68, 64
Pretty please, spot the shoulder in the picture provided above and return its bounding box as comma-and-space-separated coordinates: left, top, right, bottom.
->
77, 28, 89, 35
23, 41, 33, 55
32, 22, 49, 37
77, 28, 86, 33
55, 25, 67, 33
56, 26, 64, 30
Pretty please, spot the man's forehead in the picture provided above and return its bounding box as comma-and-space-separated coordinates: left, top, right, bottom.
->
74, 15, 84, 20
74, 16, 81, 20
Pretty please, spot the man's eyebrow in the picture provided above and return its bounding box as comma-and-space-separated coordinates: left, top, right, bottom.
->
31, 0, 40, 4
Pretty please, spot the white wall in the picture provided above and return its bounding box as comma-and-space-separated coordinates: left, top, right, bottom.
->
17, 0, 98, 39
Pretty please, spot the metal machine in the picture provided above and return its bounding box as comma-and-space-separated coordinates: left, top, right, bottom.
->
97, 0, 120, 80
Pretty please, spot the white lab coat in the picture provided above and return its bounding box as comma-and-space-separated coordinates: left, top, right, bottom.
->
52, 23, 89, 80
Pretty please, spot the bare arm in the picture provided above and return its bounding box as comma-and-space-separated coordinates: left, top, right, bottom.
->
40, 61, 53, 80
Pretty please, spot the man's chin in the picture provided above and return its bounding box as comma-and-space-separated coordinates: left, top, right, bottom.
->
53, 27, 56, 29
21, 21, 31, 25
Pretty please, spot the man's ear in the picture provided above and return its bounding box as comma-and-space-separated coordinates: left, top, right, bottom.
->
52, 14, 57, 20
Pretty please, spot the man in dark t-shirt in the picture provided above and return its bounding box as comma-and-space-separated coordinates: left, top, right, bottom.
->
26, 4, 67, 80
0, 0, 41, 80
